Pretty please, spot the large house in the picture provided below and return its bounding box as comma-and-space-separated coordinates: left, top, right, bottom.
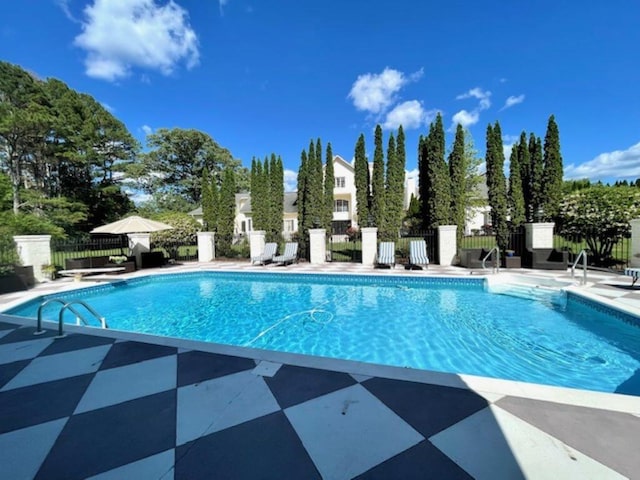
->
189, 155, 489, 238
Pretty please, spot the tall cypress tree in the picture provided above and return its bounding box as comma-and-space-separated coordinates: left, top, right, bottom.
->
201, 166, 216, 231
269, 153, 284, 241
354, 133, 371, 227
529, 133, 544, 220
508, 144, 526, 227
297, 150, 308, 236
371, 124, 386, 231
217, 167, 236, 256
517, 132, 532, 221
385, 132, 403, 240
251, 158, 267, 231
485, 122, 509, 251
448, 124, 466, 243
307, 138, 324, 227
323, 142, 334, 233
542, 114, 563, 220
421, 113, 451, 228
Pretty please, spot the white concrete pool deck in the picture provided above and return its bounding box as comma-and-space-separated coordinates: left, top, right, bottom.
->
1, 261, 639, 479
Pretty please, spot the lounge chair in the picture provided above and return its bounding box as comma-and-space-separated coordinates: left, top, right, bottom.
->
273, 242, 298, 265
252, 242, 278, 265
624, 268, 640, 286
376, 242, 396, 268
526, 248, 568, 270
409, 240, 429, 269
459, 248, 494, 269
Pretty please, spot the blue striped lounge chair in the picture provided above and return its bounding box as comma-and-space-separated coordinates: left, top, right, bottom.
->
252, 242, 278, 265
409, 240, 429, 269
376, 242, 396, 268
624, 267, 640, 286
273, 242, 298, 266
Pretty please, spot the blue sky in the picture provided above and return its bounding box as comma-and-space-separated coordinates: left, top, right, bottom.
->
2, 0, 639, 191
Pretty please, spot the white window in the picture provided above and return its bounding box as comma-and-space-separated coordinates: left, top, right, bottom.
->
284, 219, 294, 232
335, 177, 345, 188
334, 199, 349, 212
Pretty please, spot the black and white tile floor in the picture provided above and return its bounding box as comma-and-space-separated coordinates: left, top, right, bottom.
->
1, 262, 639, 479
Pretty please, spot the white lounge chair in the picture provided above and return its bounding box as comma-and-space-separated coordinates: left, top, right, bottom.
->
273, 242, 298, 265
376, 242, 396, 268
252, 242, 278, 265
624, 267, 640, 286
409, 240, 429, 269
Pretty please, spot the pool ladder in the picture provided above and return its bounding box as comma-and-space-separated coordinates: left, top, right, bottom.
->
482, 246, 500, 273
34, 298, 108, 338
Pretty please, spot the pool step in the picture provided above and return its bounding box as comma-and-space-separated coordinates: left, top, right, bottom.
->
489, 282, 567, 307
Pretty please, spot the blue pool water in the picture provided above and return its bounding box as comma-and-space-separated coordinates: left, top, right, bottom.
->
6, 271, 640, 395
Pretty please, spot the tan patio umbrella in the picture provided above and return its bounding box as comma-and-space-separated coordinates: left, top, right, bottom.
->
90, 215, 173, 234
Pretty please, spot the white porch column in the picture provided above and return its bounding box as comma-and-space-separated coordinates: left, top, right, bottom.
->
197, 232, 216, 262
437, 225, 457, 266
249, 230, 266, 261
309, 229, 326, 264
361, 227, 378, 266
13, 235, 51, 282
525, 222, 555, 250
630, 219, 640, 267
127, 233, 151, 269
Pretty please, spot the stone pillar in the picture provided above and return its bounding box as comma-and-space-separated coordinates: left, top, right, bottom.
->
309, 229, 327, 264
197, 232, 216, 262
249, 230, 266, 261
13, 235, 51, 282
525, 222, 555, 250
437, 225, 457, 266
361, 227, 378, 266
127, 233, 151, 269
630, 219, 640, 267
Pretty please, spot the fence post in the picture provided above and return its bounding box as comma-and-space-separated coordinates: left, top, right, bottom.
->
309, 229, 327, 264
128, 233, 151, 268
197, 232, 216, 262
437, 225, 457, 265
361, 227, 378, 266
13, 235, 51, 282
630, 219, 640, 267
525, 222, 555, 250
249, 230, 266, 261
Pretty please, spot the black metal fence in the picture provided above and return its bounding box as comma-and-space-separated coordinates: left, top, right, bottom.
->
459, 226, 526, 257
553, 230, 630, 271
51, 236, 128, 269
328, 232, 362, 262
150, 241, 198, 262
398, 229, 439, 264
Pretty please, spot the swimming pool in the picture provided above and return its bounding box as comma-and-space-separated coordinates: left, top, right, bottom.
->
6, 271, 640, 396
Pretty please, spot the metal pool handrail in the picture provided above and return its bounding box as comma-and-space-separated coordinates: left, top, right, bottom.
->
36, 298, 108, 338
571, 249, 588, 285
482, 246, 500, 273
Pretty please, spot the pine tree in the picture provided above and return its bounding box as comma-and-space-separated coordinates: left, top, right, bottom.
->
542, 114, 563, 220
250, 158, 266, 230
307, 138, 324, 227
387, 125, 406, 236
485, 122, 509, 252
448, 124, 466, 243
323, 142, 334, 233
371, 125, 386, 231
508, 144, 526, 227
217, 167, 236, 256
354, 133, 371, 227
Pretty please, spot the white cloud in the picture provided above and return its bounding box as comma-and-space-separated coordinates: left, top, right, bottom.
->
55, 0, 79, 23
141, 124, 153, 135
501, 94, 525, 111
382, 100, 429, 130
451, 87, 492, 130
456, 87, 492, 110
348, 67, 422, 115
284, 169, 298, 192
451, 109, 479, 128
564, 142, 640, 180
73, 0, 200, 81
